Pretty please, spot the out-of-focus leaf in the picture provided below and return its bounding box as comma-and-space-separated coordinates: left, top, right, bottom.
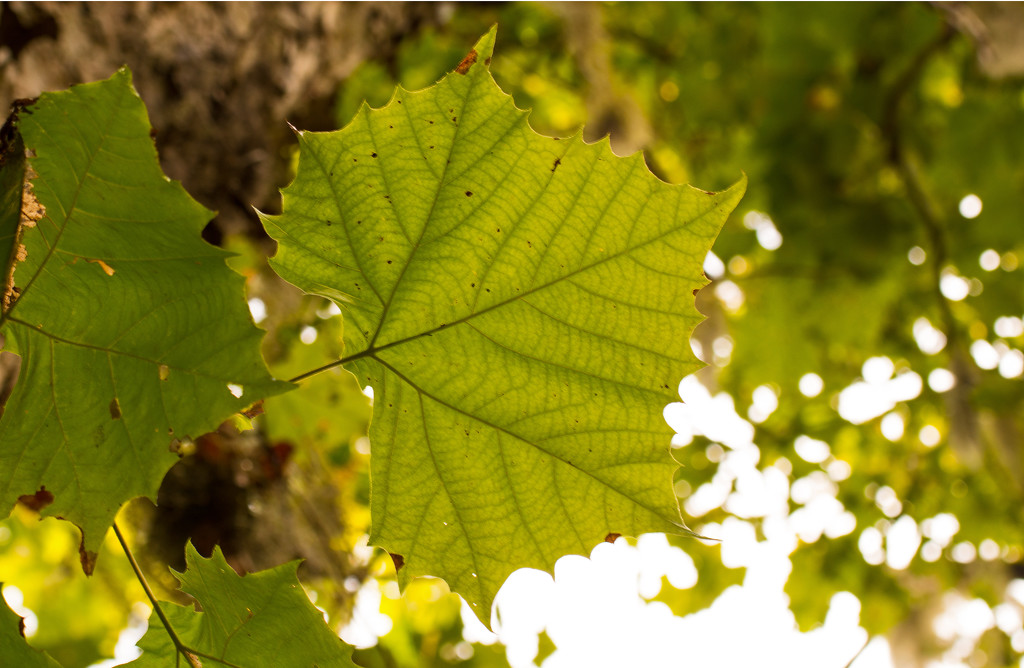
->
0, 584, 61, 667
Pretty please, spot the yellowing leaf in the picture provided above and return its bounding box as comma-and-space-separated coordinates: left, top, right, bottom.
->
262, 28, 744, 621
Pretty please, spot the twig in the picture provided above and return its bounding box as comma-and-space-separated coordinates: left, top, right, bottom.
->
880, 19, 984, 466
881, 21, 957, 340
112, 522, 242, 668
840, 634, 871, 668
287, 348, 373, 384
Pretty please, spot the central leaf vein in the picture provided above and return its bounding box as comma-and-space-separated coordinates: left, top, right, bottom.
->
373, 357, 683, 528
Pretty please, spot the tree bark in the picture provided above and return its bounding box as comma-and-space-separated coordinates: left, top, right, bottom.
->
0, 1, 443, 238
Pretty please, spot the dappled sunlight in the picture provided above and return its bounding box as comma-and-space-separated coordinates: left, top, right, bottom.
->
798, 372, 824, 398
4, 3, 1024, 666
743, 210, 783, 251
939, 268, 971, 301
958, 194, 982, 219
914, 317, 948, 355
2, 586, 37, 637
837, 357, 922, 425
665, 376, 756, 450
703, 250, 726, 280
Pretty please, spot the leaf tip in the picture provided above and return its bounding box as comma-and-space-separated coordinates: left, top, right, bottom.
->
724, 171, 748, 202
79, 542, 98, 575
469, 25, 498, 67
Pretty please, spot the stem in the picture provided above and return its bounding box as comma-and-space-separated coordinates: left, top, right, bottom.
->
113, 522, 188, 654
840, 635, 871, 668
881, 20, 984, 467
287, 348, 373, 383
287, 358, 349, 384
113, 522, 242, 668
881, 21, 957, 340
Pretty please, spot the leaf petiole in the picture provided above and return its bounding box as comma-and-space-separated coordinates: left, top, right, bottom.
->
287, 349, 372, 384
112, 522, 243, 668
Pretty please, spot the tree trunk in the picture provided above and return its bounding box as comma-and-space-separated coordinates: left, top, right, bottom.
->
0, 1, 443, 238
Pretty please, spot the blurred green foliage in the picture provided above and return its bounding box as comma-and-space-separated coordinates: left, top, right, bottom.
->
333, 2, 1024, 664
3, 2, 1024, 666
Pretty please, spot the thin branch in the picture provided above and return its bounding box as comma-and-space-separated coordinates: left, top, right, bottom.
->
881, 21, 957, 338
112, 522, 243, 668
840, 634, 871, 668
880, 19, 985, 468
113, 522, 190, 656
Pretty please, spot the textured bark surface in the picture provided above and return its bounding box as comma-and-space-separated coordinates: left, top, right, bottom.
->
0, 1, 442, 237
938, 2, 1024, 79
0, 3, 438, 619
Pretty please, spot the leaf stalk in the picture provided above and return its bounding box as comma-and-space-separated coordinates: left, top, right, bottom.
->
112, 522, 243, 668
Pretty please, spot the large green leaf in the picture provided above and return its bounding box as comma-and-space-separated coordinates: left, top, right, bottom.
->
130, 543, 354, 667
0, 585, 61, 667
262, 28, 744, 620
0, 69, 290, 569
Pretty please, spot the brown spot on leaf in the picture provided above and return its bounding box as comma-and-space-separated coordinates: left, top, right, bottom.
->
241, 400, 265, 419
20, 170, 43, 228
455, 49, 478, 74
604, 532, 621, 544
109, 397, 122, 419
10, 97, 39, 112
17, 486, 54, 511
3, 168, 46, 311
79, 539, 98, 575
551, 158, 561, 173
465, 191, 473, 197
90, 259, 115, 276
390, 552, 405, 571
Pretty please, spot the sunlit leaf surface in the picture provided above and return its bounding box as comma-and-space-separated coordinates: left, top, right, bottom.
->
263, 28, 744, 619
129, 543, 355, 667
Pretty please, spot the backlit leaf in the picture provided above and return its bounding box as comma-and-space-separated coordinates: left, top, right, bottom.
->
262, 28, 744, 620
0, 584, 61, 667
129, 543, 354, 667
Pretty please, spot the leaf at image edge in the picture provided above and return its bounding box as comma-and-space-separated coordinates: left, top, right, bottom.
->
0, 585, 61, 667
0, 68, 292, 567
129, 543, 355, 667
